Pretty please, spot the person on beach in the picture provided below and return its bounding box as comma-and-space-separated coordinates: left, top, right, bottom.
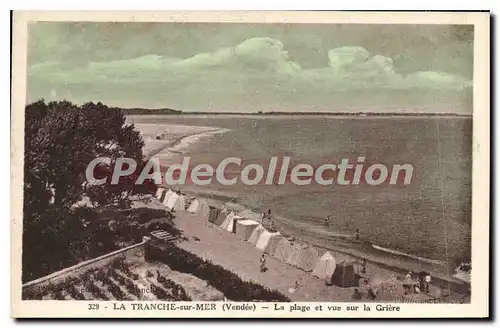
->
425, 273, 431, 293
355, 229, 360, 240
418, 271, 426, 292
324, 217, 330, 228
361, 258, 367, 274
288, 280, 300, 294
260, 254, 267, 273
367, 286, 377, 300
265, 209, 272, 221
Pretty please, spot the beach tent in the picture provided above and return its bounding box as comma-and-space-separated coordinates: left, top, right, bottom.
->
237, 209, 263, 222
156, 188, 165, 200
165, 192, 179, 210
186, 199, 200, 214
219, 212, 234, 230
247, 224, 266, 245
229, 216, 243, 233
312, 252, 337, 280
198, 201, 210, 220
173, 194, 186, 212
330, 261, 359, 287
162, 189, 175, 206
285, 241, 308, 267
264, 234, 285, 255
235, 220, 260, 240
297, 246, 320, 272
159, 189, 168, 203
256, 230, 280, 251
208, 206, 222, 223
272, 238, 293, 262
221, 213, 243, 233
214, 208, 229, 226
187, 198, 209, 217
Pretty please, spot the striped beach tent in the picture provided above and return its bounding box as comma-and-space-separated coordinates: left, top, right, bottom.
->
297, 246, 320, 272
311, 252, 337, 280
162, 189, 175, 206
165, 192, 179, 210
214, 208, 229, 226
173, 194, 186, 212
187, 199, 200, 214
264, 234, 285, 255
272, 238, 293, 262
208, 206, 222, 223
285, 241, 311, 267
256, 230, 280, 251
155, 187, 165, 200
199, 200, 210, 220
235, 219, 260, 240
220, 212, 243, 232
247, 224, 266, 245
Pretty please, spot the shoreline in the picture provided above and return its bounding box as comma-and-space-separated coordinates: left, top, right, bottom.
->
139, 124, 230, 159
154, 193, 470, 302
176, 185, 469, 290
134, 122, 470, 289
128, 113, 473, 120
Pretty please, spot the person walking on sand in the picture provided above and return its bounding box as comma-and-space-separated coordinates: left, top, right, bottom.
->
361, 258, 367, 274
355, 229, 360, 240
260, 254, 267, 273
270, 220, 276, 232
352, 288, 362, 300
425, 273, 431, 293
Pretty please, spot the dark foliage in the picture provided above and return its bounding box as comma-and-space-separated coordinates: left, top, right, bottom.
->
23, 100, 157, 282
148, 245, 290, 302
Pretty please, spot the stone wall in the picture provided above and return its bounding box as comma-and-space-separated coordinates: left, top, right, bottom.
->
22, 237, 151, 295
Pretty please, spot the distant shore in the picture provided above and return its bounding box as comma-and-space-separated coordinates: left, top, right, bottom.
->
126, 111, 472, 118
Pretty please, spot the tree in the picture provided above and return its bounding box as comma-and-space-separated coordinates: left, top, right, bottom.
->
22, 100, 157, 282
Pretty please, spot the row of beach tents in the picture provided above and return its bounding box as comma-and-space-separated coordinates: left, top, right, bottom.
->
154, 187, 358, 287
156, 188, 210, 217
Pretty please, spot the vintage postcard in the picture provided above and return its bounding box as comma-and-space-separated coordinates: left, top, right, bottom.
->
11, 11, 490, 318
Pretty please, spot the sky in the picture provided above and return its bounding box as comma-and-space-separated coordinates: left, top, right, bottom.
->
26, 22, 474, 113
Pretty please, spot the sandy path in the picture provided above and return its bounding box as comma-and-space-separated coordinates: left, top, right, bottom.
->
173, 211, 397, 302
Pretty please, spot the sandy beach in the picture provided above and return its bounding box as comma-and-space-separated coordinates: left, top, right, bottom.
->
135, 194, 469, 303
131, 122, 230, 160
128, 120, 471, 303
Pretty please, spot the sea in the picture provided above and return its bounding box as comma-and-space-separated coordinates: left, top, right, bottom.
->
129, 115, 472, 271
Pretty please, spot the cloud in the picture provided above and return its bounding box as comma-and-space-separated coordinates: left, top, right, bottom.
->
27, 37, 472, 112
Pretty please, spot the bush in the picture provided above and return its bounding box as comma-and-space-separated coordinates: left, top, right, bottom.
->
124, 278, 141, 297
68, 285, 85, 300
148, 245, 290, 302
86, 282, 109, 300
107, 281, 125, 299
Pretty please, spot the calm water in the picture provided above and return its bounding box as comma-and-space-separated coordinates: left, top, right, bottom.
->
131, 115, 472, 264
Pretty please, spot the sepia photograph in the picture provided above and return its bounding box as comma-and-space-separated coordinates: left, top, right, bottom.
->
10, 11, 490, 318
